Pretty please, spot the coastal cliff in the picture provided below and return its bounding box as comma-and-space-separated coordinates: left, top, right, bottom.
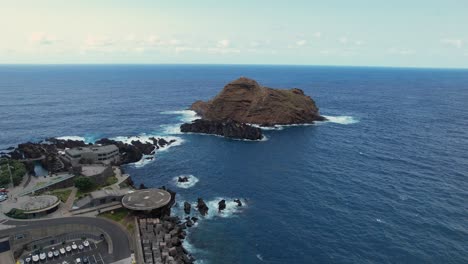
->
190, 77, 325, 126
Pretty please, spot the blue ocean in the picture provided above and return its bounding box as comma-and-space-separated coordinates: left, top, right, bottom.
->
0, 65, 467, 264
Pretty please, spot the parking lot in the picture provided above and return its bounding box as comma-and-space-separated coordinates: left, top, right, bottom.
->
20, 240, 108, 264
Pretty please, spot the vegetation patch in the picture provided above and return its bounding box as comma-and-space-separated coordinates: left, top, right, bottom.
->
105, 175, 118, 186
99, 208, 134, 232
50, 189, 72, 202
0, 159, 27, 186
6, 208, 27, 219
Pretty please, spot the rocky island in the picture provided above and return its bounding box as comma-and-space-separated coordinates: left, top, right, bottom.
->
180, 77, 325, 139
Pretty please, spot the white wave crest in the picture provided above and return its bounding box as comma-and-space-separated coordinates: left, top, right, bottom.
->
203, 198, 247, 219
110, 133, 184, 168
162, 110, 200, 123
323, 115, 359, 125
161, 110, 200, 135
56, 136, 86, 142
256, 254, 264, 262
173, 175, 199, 189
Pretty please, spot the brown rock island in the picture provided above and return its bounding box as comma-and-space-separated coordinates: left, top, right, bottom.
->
180, 77, 325, 140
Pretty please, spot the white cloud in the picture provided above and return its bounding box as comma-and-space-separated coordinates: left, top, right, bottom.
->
84, 35, 115, 47
441, 38, 463, 48
28, 32, 58, 45
296, 40, 307, 46
387, 47, 414, 55
354, 40, 364, 46
339, 37, 348, 44
217, 39, 230, 48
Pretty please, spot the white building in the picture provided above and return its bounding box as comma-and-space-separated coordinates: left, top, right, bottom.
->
64, 145, 120, 165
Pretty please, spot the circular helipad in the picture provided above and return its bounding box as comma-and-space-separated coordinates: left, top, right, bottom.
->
122, 189, 172, 211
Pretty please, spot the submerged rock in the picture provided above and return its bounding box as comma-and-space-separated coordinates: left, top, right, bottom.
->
234, 199, 243, 207
180, 119, 263, 140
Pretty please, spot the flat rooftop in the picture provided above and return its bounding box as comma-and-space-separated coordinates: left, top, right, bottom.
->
122, 189, 171, 211
65, 144, 118, 156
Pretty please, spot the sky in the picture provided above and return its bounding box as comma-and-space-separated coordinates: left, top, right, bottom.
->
1, 0, 468, 68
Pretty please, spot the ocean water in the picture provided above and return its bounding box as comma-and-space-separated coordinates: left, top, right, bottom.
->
1, 65, 467, 263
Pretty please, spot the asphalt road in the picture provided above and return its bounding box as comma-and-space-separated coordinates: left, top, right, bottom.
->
1, 216, 131, 262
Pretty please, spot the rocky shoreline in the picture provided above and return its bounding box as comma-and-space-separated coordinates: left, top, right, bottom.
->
1, 136, 177, 174
180, 119, 263, 140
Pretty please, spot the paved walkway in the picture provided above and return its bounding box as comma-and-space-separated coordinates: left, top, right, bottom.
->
60, 187, 77, 217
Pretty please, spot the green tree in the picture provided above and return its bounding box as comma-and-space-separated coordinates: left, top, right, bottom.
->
74, 176, 95, 191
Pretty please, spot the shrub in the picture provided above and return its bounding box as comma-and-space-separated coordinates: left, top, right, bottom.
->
74, 176, 95, 192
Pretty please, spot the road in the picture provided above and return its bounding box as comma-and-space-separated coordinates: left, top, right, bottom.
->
1, 216, 131, 262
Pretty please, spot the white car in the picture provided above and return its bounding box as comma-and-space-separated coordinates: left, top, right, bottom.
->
0, 195, 7, 202
66, 246, 72, 252
32, 255, 39, 262
25, 256, 31, 263
75, 257, 81, 263
78, 244, 84, 250
39, 252, 46, 261
47, 251, 53, 258
83, 240, 90, 247
60, 247, 66, 255
54, 249, 60, 257
71, 242, 77, 250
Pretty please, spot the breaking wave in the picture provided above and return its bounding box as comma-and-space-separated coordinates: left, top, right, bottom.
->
110, 133, 184, 168
173, 174, 199, 189
322, 115, 359, 125
161, 110, 200, 135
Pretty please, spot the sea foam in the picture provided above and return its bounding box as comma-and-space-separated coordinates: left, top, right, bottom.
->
161, 110, 200, 135
173, 174, 199, 189
322, 115, 359, 125
110, 133, 184, 168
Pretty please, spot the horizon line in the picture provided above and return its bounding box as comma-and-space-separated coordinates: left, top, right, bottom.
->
0, 63, 467, 71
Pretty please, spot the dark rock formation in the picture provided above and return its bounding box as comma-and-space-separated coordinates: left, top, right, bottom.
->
178, 176, 189, 183
234, 199, 243, 207
181, 119, 263, 140
196, 198, 209, 216
190, 77, 325, 126
218, 199, 226, 212
184, 202, 191, 215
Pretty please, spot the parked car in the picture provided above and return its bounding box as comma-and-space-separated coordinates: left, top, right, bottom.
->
75, 257, 82, 263
0, 195, 7, 202
31, 254, 39, 262
54, 249, 60, 257
39, 252, 46, 261
71, 242, 77, 250
60, 247, 66, 255
83, 240, 90, 247
82, 256, 89, 264
78, 244, 84, 250
47, 251, 53, 258
66, 246, 72, 252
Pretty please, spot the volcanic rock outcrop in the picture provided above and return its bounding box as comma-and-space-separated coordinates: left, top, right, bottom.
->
180, 119, 262, 140
181, 77, 325, 139
190, 77, 325, 126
